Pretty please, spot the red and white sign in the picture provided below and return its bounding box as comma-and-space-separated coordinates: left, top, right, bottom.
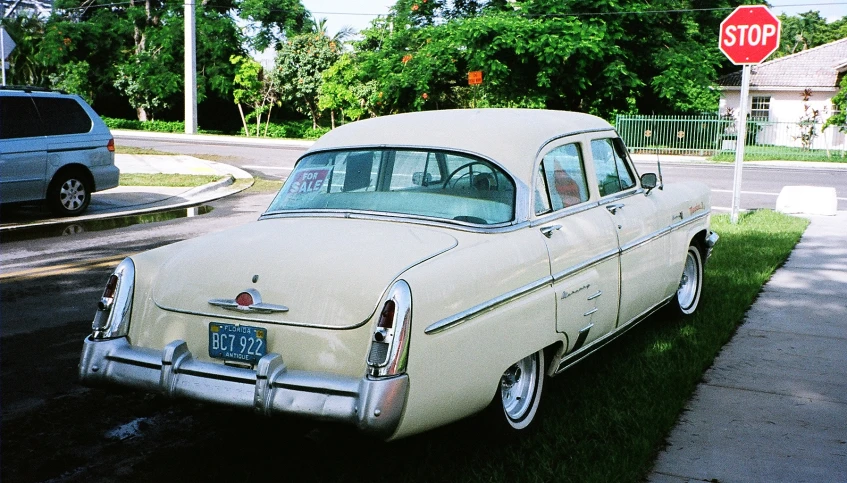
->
719, 5, 781, 65
287, 168, 330, 194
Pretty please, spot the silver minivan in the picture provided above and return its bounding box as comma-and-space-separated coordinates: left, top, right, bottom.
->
0, 87, 120, 216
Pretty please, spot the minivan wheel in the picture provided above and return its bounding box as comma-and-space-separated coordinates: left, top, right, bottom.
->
49, 171, 91, 216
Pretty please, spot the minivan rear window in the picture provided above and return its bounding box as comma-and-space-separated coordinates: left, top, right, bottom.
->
0, 96, 42, 139
33, 97, 92, 135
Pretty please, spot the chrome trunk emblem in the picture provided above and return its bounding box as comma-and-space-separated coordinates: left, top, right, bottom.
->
208, 288, 289, 314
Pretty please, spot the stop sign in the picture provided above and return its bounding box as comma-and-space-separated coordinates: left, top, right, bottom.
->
719, 5, 781, 65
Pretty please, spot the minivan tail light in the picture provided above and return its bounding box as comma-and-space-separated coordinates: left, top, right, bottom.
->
107, 138, 115, 152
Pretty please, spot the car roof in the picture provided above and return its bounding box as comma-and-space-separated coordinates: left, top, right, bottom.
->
308, 109, 615, 181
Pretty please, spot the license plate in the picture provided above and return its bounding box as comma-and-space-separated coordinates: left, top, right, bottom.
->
209, 322, 267, 364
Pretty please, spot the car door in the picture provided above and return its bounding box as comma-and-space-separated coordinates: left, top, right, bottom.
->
0, 95, 48, 203
588, 136, 671, 326
533, 140, 621, 354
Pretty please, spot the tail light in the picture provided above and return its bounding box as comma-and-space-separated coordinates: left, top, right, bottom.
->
91, 258, 135, 339
106, 138, 115, 152
367, 280, 412, 377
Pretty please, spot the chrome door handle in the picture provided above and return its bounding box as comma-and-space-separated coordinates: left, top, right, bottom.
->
540, 225, 562, 238
606, 203, 625, 215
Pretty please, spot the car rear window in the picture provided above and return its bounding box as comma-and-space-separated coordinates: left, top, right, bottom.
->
267, 149, 516, 225
0, 96, 43, 139
33, 97, 93, 135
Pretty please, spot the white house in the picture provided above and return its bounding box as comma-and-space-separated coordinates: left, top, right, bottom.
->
717, 37, 847, 151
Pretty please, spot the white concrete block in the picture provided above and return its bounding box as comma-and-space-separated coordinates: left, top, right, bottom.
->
775, 186, 837, 216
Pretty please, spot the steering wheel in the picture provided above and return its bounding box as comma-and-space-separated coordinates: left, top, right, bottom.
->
442, 161, 499, 190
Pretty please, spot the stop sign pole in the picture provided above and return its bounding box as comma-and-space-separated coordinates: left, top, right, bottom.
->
719, 5, 781, 223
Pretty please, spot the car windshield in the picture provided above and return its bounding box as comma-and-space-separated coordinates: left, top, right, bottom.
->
266, 149, 516, 225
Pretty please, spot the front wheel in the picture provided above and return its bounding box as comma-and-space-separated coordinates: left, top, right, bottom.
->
672, 243, 703, 316
495, 349, 545, 431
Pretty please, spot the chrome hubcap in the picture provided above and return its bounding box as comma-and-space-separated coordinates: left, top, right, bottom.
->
677, 251, 698, 309
60, 179, 86, 211
500, 354, 538, 421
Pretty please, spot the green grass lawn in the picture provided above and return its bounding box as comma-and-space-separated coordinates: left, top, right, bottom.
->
296, 209, 807, 483
119, 173, 225, 187
114, 145, 177, 155
710, 145, 847, 162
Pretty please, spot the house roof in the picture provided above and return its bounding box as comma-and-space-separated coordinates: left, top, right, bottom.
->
717, 37, 847, 89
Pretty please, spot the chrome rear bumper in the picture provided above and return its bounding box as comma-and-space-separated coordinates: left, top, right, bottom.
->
79, 337, 408, 438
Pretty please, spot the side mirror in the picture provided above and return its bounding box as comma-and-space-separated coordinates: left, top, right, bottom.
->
641, 173, 658, 190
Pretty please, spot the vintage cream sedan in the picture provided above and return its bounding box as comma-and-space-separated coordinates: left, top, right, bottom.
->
79, 109, 717, 439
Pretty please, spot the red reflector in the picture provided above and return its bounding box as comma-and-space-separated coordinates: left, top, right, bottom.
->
107, 138, 115, 152
102, 275, 119, 299
236, 292, 254, 307
378, 300, 396, 329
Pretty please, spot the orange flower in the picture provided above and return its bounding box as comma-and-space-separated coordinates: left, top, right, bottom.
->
411, 4, 419, 11
63, 37, 71, 46
402, 54, 413, 64
422, 93, 428, 100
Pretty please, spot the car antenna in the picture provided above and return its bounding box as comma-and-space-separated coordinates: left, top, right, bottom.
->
651, 112, 664, 190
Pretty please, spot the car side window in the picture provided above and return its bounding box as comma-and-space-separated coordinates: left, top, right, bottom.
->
0, 96, 42, 139
534, 165, 552, 215
540, 143, 589, 211
591, 138, 635, 197
33, 98, 92, 135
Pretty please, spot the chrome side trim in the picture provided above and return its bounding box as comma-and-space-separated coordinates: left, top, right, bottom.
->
424, 276, 553, 334
423, 210, 711, 336
587, 290, 603, 301
583, 308, 598, 317
79, 336, 409, 439
530, 201, 601, 227
619, 211, 711, 255
554, 296, 673, 375
551, 249, 619, 283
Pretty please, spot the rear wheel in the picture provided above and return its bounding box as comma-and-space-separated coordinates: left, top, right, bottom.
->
672, 243, 703, 315
49, 170, 91, 216
495, 349, 545, 431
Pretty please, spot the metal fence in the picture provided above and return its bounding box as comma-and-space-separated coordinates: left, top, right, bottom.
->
615, 114, 846, 159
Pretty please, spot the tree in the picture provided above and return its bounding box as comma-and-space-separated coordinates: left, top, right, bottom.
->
777, 11, 847, 57
824, 77, 847, 134
238, 0, 309, 51
231, 54, 278, 136
318, 53, 377, 126
351, 0, 742, 117
2, 13, 49, 87
272, 31, 340, 128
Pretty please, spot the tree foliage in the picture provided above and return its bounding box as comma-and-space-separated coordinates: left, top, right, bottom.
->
272, 31, 340, 128
776, 11, 847, 57
346, 0, 743, 116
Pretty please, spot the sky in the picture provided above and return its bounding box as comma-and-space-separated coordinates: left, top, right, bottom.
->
299, 0, 847, 37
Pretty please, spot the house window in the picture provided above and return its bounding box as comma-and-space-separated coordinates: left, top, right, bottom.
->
751, 96, 771, 120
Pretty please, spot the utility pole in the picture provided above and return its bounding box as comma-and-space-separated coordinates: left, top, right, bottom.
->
184, 0, 197, 134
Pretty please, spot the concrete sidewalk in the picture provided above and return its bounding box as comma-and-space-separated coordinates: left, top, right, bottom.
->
0, 155, 253, 232
649, 212, 847, 482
